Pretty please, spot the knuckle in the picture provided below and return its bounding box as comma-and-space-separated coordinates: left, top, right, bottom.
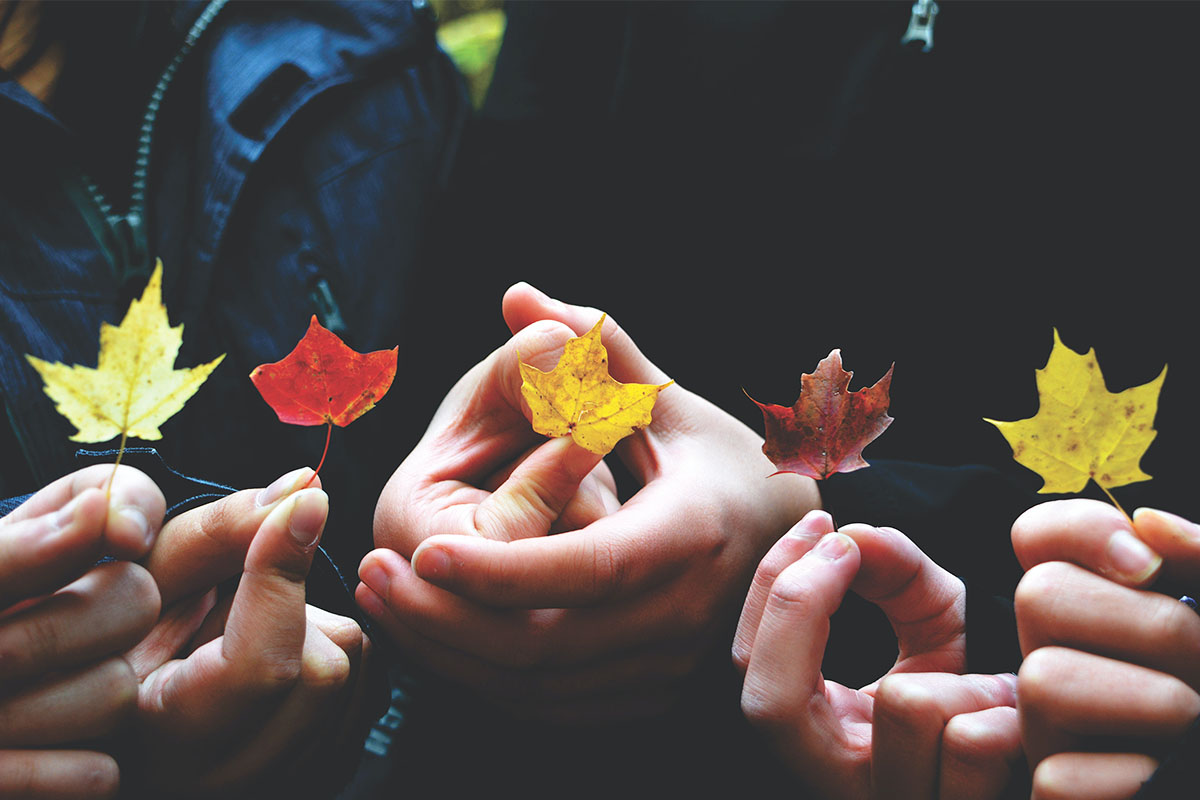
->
1030, 756, 1075, 800
873, 674, 939, 730
1017, 647, 1067, 708
98, 656, 139, 712
740, 684, 801, 733
587, 538, 624, 601
1014, 562, 1072, 623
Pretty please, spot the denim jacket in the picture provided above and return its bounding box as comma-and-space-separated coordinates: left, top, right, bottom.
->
0, 0, 467, 576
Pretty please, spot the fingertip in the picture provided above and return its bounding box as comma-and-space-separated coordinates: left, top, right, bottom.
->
103, 466, 167, 557
256, 467, 318, 509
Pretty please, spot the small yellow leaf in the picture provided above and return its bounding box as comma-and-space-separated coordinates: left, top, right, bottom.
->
519, 315, 672, 455
26, 260, 225, 443
985, 329, 1166, 494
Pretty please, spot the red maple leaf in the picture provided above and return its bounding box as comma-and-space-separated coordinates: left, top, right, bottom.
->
250, 316, 397, 479
748, 349, 893, 480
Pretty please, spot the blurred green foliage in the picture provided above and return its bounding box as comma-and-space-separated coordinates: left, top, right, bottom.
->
432, 0, 506, 108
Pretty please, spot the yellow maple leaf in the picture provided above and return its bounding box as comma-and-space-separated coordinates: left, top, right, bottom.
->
26, 260, 225, 444
519, 315, 672, 455
985, 329, 1166, 497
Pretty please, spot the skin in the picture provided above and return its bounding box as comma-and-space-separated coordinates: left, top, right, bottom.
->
0, 465, 164, 800
360, 283, 820, 721
124, 468, 380, 798
734, 512, 1022, 799
1012, 499, 1200, 800
0, 1, 65, 104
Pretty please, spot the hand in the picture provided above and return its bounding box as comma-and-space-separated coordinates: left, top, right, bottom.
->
121, 468, 377, 798
359, 283, 820, 722
1012, 500, 1200, 800
734, 511, 1021, 799
0, 465, 164, 799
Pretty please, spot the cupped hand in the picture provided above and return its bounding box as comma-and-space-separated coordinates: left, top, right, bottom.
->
359, 283, 819, 721
0, 465, 165, 799
735, 512, 1021, 800
1013, 500, 1200, 800
122, 468, 376, 798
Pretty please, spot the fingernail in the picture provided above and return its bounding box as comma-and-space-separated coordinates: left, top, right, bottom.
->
1107, 529, 1161, 583
1000, 672, 1019, 692
116, 505, 152, 548
359, 561, 390, 596
789, 509, 833, 539
813, 532, 852, 559
257, 468, 313, 508
1135, 507, 1200, 542
286, 489, 327, 548
413, 546, 451, 581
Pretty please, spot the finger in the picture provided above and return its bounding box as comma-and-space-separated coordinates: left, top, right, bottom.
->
870, 672, 1017, 800
1011, 499, 1162, 587
0, 750, 120, 799
408, 480, 712, 607
0, 562, 159, 683
501, 283, 673, 387
739, 533, 861, 753
0, 490, 105, 610
124, 589, 217, 680
144, 467, 315, 605
1031, 752, 1158, 800
0, 657, 136, 747
1131, 507, 1200, 583
940, 705, 1022, 800
482, 449, 619, 534
0, 464, 164, 561
372, 319, 601, 555
1015, 561, 1200, 687
360, 548, 695, 667
1019, 647, 1200, 764
194, 619, 353, 791
841, 525, 966, 672
732, 509, 835, 675
472, 437, 603, 541
356, 582, 693, 721
143, 489, 327, 730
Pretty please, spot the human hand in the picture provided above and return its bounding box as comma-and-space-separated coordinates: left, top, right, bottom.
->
734, 511, 1021, 799
360, 283, 820, 721
1012, 499, 1200, 799
122, 468, 376, 799
0, 464, 164, 799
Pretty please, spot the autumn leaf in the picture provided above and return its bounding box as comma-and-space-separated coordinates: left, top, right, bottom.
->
519, 315, 673, 455
250, 315, 397, 478
985, 329, 1166, 507
748, 349, 894, 480
26, 260, 225, 449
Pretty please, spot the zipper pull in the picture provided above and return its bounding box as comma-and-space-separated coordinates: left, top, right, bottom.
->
901, 0, 939, 53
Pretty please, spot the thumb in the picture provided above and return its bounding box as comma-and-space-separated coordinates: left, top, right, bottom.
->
471, 436, 603, 541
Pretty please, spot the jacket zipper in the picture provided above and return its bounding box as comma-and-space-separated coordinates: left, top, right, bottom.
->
78, 0, 228, 286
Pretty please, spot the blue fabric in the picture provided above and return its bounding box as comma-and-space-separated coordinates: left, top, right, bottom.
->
0, 1, 467, 578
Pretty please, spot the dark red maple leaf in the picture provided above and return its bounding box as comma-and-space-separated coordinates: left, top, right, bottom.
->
748, 349, 893, 480
250, 316, 397, 479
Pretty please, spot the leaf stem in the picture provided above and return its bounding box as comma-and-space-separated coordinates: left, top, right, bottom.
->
1096, 480, 1132, 525
106, 431, 128, 501
306, 421, 331, 488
